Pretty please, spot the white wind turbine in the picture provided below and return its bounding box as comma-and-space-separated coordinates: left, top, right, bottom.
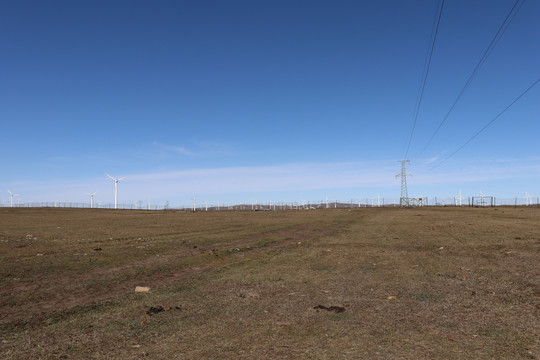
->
85, 191, 97, 208
525, 192, 532, 206
105, 174, 127, 209
8, 190, 19, 207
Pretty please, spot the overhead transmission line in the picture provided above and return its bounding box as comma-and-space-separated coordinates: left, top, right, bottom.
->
414, 0, 525, 161
430, 77, 540, 170
404, 0, 445, 160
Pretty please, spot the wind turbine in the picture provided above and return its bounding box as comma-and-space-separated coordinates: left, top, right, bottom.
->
105, 173, 127, 209
85, 191, 97, 208
192, 196, 197, 211
8, 190, 19, 207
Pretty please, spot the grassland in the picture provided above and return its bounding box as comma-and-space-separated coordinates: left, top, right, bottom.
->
0, 206, 539, 359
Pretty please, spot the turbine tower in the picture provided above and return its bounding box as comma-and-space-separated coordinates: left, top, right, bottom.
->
396, 160, 411, 207
8, 190, 19, 208
105, 174, 127, 209
85, 191, 97, 208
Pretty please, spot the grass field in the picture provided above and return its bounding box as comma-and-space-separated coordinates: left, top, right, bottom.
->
1, 207, 539, 359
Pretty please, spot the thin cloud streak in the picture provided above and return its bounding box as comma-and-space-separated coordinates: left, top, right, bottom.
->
151, 142, 194, 156
422, 156, 439, 165
126, 159, 540, 197
3, 159, 539, 204
413, 158, 540, 185
150, 141, 236, 158
128, 162, 397, 193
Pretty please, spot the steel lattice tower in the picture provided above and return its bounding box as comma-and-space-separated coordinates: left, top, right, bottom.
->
396, 160, 410, 207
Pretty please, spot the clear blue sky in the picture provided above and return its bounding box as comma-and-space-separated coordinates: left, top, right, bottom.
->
1, 0, 539, 206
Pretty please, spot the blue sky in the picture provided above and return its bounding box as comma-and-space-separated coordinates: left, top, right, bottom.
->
1, 0, 539, 206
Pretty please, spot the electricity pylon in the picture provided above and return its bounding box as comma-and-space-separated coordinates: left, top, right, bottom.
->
396, 160, 411, 207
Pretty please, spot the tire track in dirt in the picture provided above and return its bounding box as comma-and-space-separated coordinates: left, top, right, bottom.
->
1, 220, 345, 330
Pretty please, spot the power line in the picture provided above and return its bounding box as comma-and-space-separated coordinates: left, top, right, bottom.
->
404, 0, 445, 160
415, 0, 524, 160
430, 77, 539, 170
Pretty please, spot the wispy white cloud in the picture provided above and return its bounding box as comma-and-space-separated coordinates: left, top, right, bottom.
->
123, 158, 540, 199
128, 162, 396, 192
150, 140, 236, 158
3, 158, 540, 204
422, 156, 439, 165
191, 140, 236, 155
151, 142, 193, 156
413, 156, 540, 184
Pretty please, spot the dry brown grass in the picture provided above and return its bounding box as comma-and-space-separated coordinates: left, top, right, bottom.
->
0, 207, 538, 359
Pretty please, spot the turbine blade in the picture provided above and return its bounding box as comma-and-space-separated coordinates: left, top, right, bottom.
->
118, 176, 127, 181
8, 190, 12, 195
105, 173, 116, 181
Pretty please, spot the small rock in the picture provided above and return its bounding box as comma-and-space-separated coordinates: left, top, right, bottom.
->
135, 286, 150, 292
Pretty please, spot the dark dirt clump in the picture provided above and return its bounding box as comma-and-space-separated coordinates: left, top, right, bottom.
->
313, 305, 346, 313
146, 305, 182, 316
